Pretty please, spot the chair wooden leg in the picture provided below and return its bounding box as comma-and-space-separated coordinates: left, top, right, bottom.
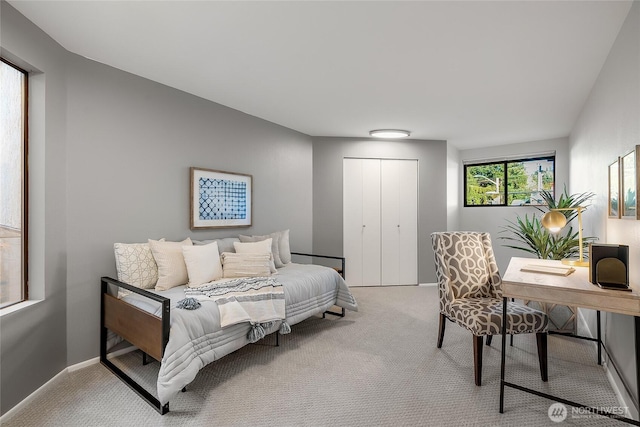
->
536, 332, 548, 382
473, 335, 483, 386
437, 313, 446, 348
486, 335, 492, 346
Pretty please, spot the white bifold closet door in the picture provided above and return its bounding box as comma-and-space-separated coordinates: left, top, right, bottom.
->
381, 159, 418, 285
343, 158, 418, 287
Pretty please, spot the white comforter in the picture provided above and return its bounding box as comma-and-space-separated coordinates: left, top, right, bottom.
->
120, 263, 358, 405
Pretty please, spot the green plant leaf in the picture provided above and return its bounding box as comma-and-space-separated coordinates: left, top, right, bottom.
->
500, 188, 597, 260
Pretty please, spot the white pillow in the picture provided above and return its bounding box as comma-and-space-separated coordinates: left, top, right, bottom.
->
276, 230, 291, 264
149, 238, 193, 291
113, 241, 163, 289
183, 242, 223, 288
233, 239, 277, 273
221, 252, 272, 278
238, 233, 283, 268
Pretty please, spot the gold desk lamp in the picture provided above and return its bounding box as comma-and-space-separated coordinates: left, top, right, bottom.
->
541, 207, 589, 267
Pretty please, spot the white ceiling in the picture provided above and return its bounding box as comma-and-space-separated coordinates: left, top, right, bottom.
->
7, 1, 633, 149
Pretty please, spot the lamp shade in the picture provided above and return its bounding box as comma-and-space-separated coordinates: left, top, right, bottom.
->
541, 210, 567, 233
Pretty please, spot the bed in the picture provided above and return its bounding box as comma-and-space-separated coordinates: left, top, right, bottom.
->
100, 256, 358, 414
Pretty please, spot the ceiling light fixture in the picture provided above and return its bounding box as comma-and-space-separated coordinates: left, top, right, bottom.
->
369, 129, 411, 138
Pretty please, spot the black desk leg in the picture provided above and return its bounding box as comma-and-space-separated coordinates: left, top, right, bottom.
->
597, 311, 602, 365
500, 296, 508, 413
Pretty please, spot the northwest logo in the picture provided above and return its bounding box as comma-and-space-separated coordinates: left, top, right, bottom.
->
548, 403, 568, 422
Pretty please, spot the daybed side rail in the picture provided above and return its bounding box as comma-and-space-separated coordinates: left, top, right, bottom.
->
290, 253, 346, 318
100, 276, 170, 414
290, 252, 346, 279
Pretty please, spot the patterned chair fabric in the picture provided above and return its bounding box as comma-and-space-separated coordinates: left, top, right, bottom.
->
432, 232, 548, 336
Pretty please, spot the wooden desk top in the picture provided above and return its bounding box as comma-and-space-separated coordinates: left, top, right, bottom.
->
502, 257, 640, 317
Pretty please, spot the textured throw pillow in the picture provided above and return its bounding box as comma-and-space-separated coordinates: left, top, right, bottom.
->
149, 238, 193, 291
113, 241, 164, 289
221, 252, 272, 278
238, 233, 283, 268
233, 239, 277, 273
182, 241, 223, 288
276, 229, 292, 264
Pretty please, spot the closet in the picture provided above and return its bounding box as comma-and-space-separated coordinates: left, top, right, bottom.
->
343, 158, 418, 287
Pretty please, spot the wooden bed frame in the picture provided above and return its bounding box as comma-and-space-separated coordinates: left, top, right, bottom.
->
100, 252, 346, 415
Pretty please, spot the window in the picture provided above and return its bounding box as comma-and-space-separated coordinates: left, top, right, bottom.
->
464, 155, 555, 207
1, 58, 28, 308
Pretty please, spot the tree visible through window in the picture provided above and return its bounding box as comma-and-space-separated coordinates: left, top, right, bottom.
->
464, 156, 555, 207
1, 58, 28, 308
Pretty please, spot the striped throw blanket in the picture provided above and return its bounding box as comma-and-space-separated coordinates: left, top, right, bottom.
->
184, 277, 286, 341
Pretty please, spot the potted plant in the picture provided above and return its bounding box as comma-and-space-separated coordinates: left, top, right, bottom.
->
500, 187, 596, 260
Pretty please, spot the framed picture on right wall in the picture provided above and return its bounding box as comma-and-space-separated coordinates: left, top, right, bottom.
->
621, 145, 639, 220
608, 158, 620, 218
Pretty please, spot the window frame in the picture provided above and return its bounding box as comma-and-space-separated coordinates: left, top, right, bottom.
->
1, 57, 29, 309
463, 155, 556, 208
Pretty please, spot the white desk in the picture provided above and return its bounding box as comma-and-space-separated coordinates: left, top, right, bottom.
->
499, 257, 640, 425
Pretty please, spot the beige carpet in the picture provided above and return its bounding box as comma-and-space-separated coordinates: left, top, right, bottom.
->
1, 286, 625, 426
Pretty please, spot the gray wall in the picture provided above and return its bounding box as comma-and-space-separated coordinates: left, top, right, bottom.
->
65, 55, 313, 365
569, 1, 640, 412
311, 137, 448, 284
458, 137, 570, 273
446, 144, 461, 231
1, 1, 314, 415
0, 2, 68, 415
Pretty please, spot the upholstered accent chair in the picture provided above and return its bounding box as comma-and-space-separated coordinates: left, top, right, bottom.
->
431, 231, 549, 386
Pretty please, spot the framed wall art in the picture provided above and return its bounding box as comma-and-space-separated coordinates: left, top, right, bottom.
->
608, 158, 620, 218
620, 146, 639, 220
190, 167, 253, 229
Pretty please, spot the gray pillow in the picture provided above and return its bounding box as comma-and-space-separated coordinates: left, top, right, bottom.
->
193, 237, 239, 254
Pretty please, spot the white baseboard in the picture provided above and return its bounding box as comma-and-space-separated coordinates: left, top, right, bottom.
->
0, 345, 137, 423
67, 346, 136, 372
605, 363, 638, 419
0, 368, 67, 424
575, 308, 638, 420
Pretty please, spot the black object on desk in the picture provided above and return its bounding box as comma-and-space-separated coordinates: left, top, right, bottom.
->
589, 243, 629, 286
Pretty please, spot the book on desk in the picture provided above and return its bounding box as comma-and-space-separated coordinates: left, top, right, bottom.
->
520, 264, 576, 276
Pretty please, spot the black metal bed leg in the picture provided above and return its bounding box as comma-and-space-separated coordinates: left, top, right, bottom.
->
324, 307, 345, 318
142, 352, 149, 366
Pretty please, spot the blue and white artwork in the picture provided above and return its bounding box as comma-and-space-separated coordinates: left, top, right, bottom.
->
191, 167, 252, 229
199, 178, 247, 220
